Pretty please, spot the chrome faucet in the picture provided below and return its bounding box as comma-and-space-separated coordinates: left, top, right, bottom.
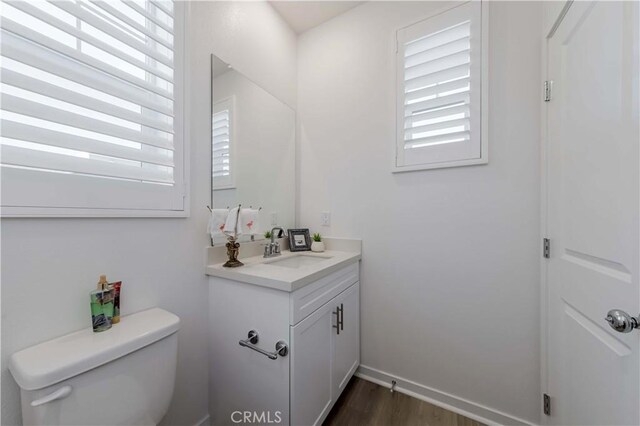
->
264, 227, 285, 258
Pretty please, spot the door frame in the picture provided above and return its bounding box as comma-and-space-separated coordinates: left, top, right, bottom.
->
539, 2, 574, 425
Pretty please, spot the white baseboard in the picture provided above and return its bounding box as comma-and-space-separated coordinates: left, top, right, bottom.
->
193, 413, 210, 426
355, 365, 536, 426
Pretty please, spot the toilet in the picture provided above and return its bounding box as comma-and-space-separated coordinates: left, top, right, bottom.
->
8, 308, 180, 426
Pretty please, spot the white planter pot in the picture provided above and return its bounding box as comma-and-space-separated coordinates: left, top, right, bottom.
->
311, 241, 325, 253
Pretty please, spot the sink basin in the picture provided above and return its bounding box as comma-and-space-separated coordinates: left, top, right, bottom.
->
265, 254, 332, 269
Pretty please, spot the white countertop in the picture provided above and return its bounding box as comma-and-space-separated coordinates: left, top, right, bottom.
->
206, 238, 361, 292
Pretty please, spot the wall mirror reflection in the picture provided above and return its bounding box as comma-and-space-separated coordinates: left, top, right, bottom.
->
211, 54, 296, 245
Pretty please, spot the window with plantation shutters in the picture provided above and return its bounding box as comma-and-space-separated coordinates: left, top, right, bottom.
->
212, 97, 234, 190
395, 1, 487, 172
0, 0, 186, 216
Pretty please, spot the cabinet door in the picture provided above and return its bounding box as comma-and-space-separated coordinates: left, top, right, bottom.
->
209, 278, 291, 426
290, 301, 334, 426
333, 282, 360, 398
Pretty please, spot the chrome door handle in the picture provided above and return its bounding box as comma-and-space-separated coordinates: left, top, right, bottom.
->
605, 309, 640, 333
31, 385, 72, 407
238, 330, 288, 360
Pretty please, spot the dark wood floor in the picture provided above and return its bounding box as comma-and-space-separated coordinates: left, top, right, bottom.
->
323, 377, 485, 426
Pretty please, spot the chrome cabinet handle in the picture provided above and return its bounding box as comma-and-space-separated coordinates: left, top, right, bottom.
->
333, 304, 344, 335
31, 385, 72, 407
605, 309, 640, 333
238, 330, 288, 360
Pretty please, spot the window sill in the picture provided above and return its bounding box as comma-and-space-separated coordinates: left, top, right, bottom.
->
213, 185, 236, 191
392, 157, 488, 173
1, 206, 190, 218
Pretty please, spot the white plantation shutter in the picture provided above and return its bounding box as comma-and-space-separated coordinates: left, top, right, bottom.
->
212, 111, 229, 177
212, 97, 234, 189
0, 0, 186, 215
396, 1, 487, 171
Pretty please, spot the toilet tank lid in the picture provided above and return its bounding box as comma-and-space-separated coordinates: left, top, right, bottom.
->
9, 308, 180, 391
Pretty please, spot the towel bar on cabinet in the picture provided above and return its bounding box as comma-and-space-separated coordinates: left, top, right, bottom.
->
238, 330, 288, 360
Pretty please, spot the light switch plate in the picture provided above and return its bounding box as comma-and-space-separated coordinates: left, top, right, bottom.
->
321, 211, 331, 227
271, 212, 278, 226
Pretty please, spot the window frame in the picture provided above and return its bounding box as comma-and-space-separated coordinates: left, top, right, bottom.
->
0, 1, 190, 218
393, 0, 488, 173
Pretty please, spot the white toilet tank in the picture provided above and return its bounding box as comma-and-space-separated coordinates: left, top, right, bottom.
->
9, 308, 180, 426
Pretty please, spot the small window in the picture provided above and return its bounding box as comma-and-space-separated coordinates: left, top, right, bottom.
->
0, 1, 187, 216
212, 97, 235, 190
395, 1, 487, 172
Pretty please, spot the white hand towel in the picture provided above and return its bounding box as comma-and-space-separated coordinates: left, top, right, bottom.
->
207, 209, 229, 238
239, 208, 261, 235
223, 207, 242, 238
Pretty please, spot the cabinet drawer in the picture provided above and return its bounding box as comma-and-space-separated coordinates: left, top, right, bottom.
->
290, 262, 359, 325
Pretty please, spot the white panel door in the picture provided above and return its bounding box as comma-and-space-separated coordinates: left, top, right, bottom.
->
333, 283, 360, 398
290, 301, 334, 426
546, 2, 640, 424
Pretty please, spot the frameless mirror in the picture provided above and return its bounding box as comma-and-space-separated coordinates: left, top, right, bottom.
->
211, 54, 296, 244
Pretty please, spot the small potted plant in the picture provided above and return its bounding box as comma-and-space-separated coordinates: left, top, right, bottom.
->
264, 230, 272, 240
311, 233, 325, 252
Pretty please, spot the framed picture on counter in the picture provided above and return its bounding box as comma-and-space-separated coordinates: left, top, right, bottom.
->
288, 229, 311, 252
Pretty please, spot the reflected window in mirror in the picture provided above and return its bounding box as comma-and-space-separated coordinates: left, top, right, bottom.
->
213, 97, 234, 190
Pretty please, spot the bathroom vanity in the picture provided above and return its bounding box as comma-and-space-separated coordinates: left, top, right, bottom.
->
206, 239, 361, 425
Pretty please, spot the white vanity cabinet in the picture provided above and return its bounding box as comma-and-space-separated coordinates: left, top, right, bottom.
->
208, 259, 360, 426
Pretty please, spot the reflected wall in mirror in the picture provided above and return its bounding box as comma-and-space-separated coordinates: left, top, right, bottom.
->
211, 55, 296, 244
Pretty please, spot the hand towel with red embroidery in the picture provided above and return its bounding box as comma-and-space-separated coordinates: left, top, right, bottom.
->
207, 209, 229, 239
239, 208, 261, 235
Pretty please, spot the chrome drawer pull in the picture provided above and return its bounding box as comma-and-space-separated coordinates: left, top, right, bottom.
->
239, 330, 288, 360
333, 304, 343, 335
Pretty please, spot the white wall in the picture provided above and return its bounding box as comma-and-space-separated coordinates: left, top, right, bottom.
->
207, 1, 298, 109
297, 1, 542, 423
0, 2, 298, 425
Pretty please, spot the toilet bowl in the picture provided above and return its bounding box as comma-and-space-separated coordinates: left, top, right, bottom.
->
9, 308, 180, 426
